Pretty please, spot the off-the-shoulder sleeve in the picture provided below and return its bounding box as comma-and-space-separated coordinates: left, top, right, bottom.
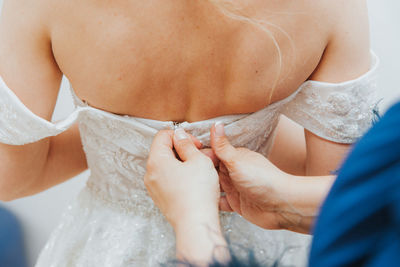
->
282, 52, 380, 144
0, 76, 81, 145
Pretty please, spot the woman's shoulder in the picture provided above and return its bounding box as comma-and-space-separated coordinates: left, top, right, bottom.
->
306, 0, 371, 83
0, 0, 63, 122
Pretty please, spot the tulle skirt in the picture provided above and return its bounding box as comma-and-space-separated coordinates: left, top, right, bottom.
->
36, 187, 310, 267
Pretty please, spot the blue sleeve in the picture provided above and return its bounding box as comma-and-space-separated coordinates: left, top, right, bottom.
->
309, 102, 400, 267
0, 206, 28, 267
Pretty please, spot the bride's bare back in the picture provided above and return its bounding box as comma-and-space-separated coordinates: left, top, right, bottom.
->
0, 0, 370, 200
1, 0, 370, 122
54, 0, 330, 121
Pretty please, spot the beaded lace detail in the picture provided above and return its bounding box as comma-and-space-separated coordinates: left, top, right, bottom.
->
282, 53, 379, 143
0, 53, 379, 267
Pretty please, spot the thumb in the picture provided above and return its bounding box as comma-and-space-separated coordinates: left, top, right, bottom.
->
210, 122, 237, 165
173, 128, 202, 162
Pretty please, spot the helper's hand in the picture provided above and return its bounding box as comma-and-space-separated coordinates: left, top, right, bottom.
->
145, 129, 229, 265
145, 129, 220, 229
211, 123, 297, 230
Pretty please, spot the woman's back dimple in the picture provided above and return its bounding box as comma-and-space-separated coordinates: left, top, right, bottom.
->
49, 0, 330, 122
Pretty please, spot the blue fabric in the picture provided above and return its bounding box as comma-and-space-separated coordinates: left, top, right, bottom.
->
0, 205, 28, 267
309, 102, 400, 267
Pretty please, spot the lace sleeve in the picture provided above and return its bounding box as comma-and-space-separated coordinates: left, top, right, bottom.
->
0, 76, 80, 145
282, 52, 380, 144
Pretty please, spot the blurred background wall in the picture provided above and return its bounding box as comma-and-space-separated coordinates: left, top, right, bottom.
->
1, 0, 400, 266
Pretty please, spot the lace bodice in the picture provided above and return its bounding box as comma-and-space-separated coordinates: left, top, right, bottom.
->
0, 53, 379, 266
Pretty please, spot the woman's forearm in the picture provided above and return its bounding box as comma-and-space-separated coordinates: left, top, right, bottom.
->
0, 124, 87, 201
38, 123, 87, 194
0, 138, 50, 201
175, 212, 230, 266
268, 115, 307, 176
277, 174, 336, 234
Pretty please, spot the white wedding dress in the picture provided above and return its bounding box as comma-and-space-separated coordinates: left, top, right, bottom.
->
0, 53, 379, 267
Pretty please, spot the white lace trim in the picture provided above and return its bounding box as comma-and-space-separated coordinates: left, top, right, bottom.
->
282, 51, 380, 143
0, 76, 81, 145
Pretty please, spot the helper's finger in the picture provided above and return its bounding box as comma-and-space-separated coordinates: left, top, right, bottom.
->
149, 130, 176, 161
219, 196, 234, 212
219, 170, 241, 213
210, 122, 237, 166
200, 148, 220, 167
187, 133, 203, 149
219, 163, 229, 175
173, 128, 202, 162
218, 170, 234, 195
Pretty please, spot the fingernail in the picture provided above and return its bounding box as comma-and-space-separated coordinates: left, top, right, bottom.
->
214, 121, 224, 137
174, 128, 188, 140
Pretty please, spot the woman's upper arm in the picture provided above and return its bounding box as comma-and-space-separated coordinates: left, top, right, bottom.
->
0, 0, 85, 200
309, 0, 371, 83
304, 0, 371, 175
269, 116, 350, 176
0, 0, 62, 117
275, 0, 373, 176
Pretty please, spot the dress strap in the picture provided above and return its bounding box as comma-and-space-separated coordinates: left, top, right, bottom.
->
0, 76, 81, 145
282, 51, 380, 144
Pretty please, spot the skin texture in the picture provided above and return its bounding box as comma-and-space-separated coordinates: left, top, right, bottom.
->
0, 0, 370, 204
